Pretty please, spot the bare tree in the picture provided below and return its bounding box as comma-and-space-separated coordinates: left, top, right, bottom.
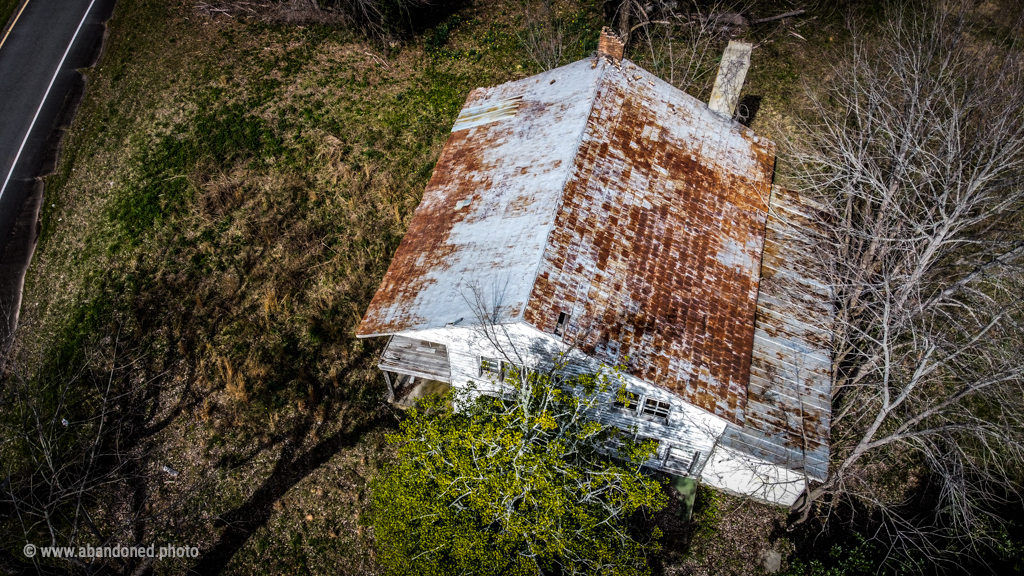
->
517, 0, 588, 72
786, 2, 1024, 567
627, 0, 744, 98
196, 0, 433, 39
0, 326, 207, 575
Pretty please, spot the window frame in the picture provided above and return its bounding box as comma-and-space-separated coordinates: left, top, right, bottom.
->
501, 361, 526, 383
603, 428, 663, 461
635, 436, 662, 459
639, 398, 671, 422
610, 391, 672, 424
612, 390, 641, 414
479, 356, 503, 378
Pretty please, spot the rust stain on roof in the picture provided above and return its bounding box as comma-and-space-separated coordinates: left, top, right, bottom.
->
357, 60, 605, 335
357, 126, 491, 335
358, 56, 790, 426
523, 64, 774, 423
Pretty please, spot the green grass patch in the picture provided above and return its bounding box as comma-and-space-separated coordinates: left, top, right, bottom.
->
109, 100, 284, 245
0, 0, 21, 36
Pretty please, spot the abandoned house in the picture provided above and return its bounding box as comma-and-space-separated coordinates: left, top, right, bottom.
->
356, 30, 833, 507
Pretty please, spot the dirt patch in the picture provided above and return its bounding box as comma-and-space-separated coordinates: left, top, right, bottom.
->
675, 493, 792, 576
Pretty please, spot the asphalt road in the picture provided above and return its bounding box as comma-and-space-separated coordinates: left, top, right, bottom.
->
0, 0, 116, 265
0, 0, 116, 348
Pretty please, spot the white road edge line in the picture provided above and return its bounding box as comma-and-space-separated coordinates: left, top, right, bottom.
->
0, 0, 99, 204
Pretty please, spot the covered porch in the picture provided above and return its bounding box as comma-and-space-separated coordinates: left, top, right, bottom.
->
378, 335, 452, 408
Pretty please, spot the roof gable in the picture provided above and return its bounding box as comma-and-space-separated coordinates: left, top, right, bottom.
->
357, 59, 605, 336
357, 56, 777, 425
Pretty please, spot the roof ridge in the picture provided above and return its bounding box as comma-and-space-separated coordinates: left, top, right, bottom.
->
515, 57, 609, 323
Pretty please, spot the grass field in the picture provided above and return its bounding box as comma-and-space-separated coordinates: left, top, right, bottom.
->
0, 0, 858, 573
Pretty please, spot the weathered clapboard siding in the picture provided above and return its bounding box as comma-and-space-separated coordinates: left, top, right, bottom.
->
399, 325, 570, 398
594, 378, 727, 474
393, 325, 729, 476
720, 424, 829, 480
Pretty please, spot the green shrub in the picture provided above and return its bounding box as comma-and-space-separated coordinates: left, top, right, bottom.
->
371, 374, 668, 575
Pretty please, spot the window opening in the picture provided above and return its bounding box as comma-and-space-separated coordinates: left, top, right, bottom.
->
613, 390, 640, 413
554, 312, 570, 336
480, 357, 502, 377
687, 451, 702, 476
502, 362, 526, 383
605, 427, 628, 451
550, 372, 566, 386
641, 398, 671, 421
636, 437, 661, 459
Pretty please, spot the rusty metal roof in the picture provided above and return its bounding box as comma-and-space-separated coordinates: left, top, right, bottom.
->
721, 186, 833, 479
522, 61, 775, 423
358, 56, 777, 424
357, 58, 604, 335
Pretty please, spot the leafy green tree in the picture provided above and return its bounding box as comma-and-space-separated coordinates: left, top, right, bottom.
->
370, 368, 668, 575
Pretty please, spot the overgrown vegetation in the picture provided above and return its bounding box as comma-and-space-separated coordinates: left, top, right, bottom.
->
196, 0, 456, 40
780, 535, 878, 576
372, 374, 667, 575
2, 0, 1022, 574
516, 0, 599, 70
3, 0, 530, 572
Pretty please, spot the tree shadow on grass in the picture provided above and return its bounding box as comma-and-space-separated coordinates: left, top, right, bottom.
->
189, 409, 394, 575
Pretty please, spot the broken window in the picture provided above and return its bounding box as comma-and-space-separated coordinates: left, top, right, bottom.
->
687, 451, 702, 476
479, 357, 502, 377
641, 398, 671, 421
502, 362, 526, 383
554, 312, 570, 337
605, 429, 660, 461
636, 437, 662, 459
613, 389, 640, 413
605, 427, 628, 451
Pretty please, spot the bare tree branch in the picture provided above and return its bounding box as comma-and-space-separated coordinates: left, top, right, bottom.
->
784, 2, 1024, 566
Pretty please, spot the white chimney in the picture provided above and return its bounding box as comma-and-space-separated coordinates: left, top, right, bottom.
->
708, 41, 753, 118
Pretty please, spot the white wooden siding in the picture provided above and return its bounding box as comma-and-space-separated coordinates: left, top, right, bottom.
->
698, 444, 806, 507
390, 322, 810, 506
395, 323, 728, 475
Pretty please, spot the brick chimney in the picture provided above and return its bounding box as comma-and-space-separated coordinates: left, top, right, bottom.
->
598, 27, 624, 64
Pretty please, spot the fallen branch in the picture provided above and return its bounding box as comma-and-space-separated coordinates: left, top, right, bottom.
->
364, 50, 390, 69
630, 19, 669, 33
672, 9, 805, 28
749, 9, 806, 25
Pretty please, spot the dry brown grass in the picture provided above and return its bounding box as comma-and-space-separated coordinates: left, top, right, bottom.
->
3, 0, 544, 571
2, 0, 860, 573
